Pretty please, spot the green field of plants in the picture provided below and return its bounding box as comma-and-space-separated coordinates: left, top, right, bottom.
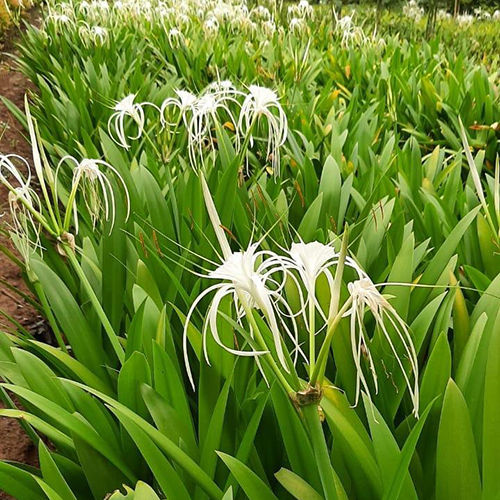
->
0, 0, 499, 498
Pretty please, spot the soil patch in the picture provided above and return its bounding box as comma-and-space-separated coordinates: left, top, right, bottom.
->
0, 8, 43, 500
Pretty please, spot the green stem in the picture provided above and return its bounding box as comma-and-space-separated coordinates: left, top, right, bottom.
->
310, 297, 352, 387
62, 175, 80, 232
236, 115, 257, 172
328, 225, 349, 320
64, 245, 125, 363
241, 299, 296, 394
3, 179, 58, 237
302, 404, 338, 500
33, 280, 68, 353
310, 228, 350, 387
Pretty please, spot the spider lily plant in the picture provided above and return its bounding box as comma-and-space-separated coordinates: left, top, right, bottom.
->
184, 173, 420, 419
0, 100, 130, 249
108, 94, 159, 149
111, 82, 289, 179
0, 100, 129, 362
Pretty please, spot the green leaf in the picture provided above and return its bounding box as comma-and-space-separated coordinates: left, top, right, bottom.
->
270, 384, 321, 491
321, 387, 381, 496
383, 400, 435, 500
217, 452, 278, 500
38, 441, 77, 500
117, 411, 191, 500
419, 332, 451, 410
362, 396, 417, 500
108, 481, 162, 500
0, 461, 45, 500
275, 468, 323, 500
412, 207, 480, 313
298, 193, 323, 242
118, 352, 151, 418
73, 431, 129, 500
29, 257, 108, 378
28, 340, 112, 395
436, 380, 481, 500
12, 348, 74, 412
66, 382, 223, 499
482, 322, 500, 498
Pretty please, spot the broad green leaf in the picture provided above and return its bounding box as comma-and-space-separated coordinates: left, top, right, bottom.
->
38, 441, 77, 500
0, 461, 45, 500
436, 380, 481, 500
217, 452, 278, 500
275, 468, 323, 500
482, 323, 500, 498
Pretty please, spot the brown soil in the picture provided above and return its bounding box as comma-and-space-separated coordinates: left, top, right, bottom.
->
0, 8, 42, 500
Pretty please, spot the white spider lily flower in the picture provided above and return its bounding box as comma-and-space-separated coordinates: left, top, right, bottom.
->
188, 91, 241, 169
335, 15, 367, 47
237, 17, 257, 35
167, 27, 184, 47
182, 174, 304, 390
346, 277, 419, 417
93, 25, 108, 40
288, 242, 338, 293
261, 20, 276, 36
297, 0, 313, 18
251, 5, 271, 20
403, 0, 424, 21
238, 85, 288, 177
56, 157, 130, 234
212, 3, 232, 21
205, 79, 241, 98
289, 17, 307, 34
8, 185, 43, 261
108, 94, 157, 149
49, 1, 73, 16
183, 242, 301, 389
177, 13, 191, 28
337, 15, 353, 33
457, 13, 473, 24
0, 153, 31, 192
0, 155, 43, 260
79, 1, 91, 14
204, 17, 219, 35
79, 25, 108, 46
47, 13, 73, 29
160, 89, 197, 128
288, 5, 299, 18
285, 241, 341, 322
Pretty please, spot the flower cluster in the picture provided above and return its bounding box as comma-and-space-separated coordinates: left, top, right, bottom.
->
402, 0, 424, 22
335, 14, 367, 48
109, 82, 288, 176
44, 0, 291, 42
183, 176, 420, 415
0, 102, 130, 261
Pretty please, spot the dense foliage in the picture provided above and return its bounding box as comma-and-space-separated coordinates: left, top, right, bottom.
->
0, 1, 498, 499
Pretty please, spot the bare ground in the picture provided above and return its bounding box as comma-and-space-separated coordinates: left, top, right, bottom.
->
0, 8, 43, 500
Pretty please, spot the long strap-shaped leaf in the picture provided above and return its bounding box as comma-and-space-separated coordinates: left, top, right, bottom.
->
217, 452, 278, 500
382, 399, 436, 500
65, 380, 224, 499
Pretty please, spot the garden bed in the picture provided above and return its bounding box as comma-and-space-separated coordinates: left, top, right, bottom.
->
0, 1, 498, 499
0, 9, 42, 499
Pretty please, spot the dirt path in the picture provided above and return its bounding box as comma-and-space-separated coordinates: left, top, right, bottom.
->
0, 9, 43, 499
